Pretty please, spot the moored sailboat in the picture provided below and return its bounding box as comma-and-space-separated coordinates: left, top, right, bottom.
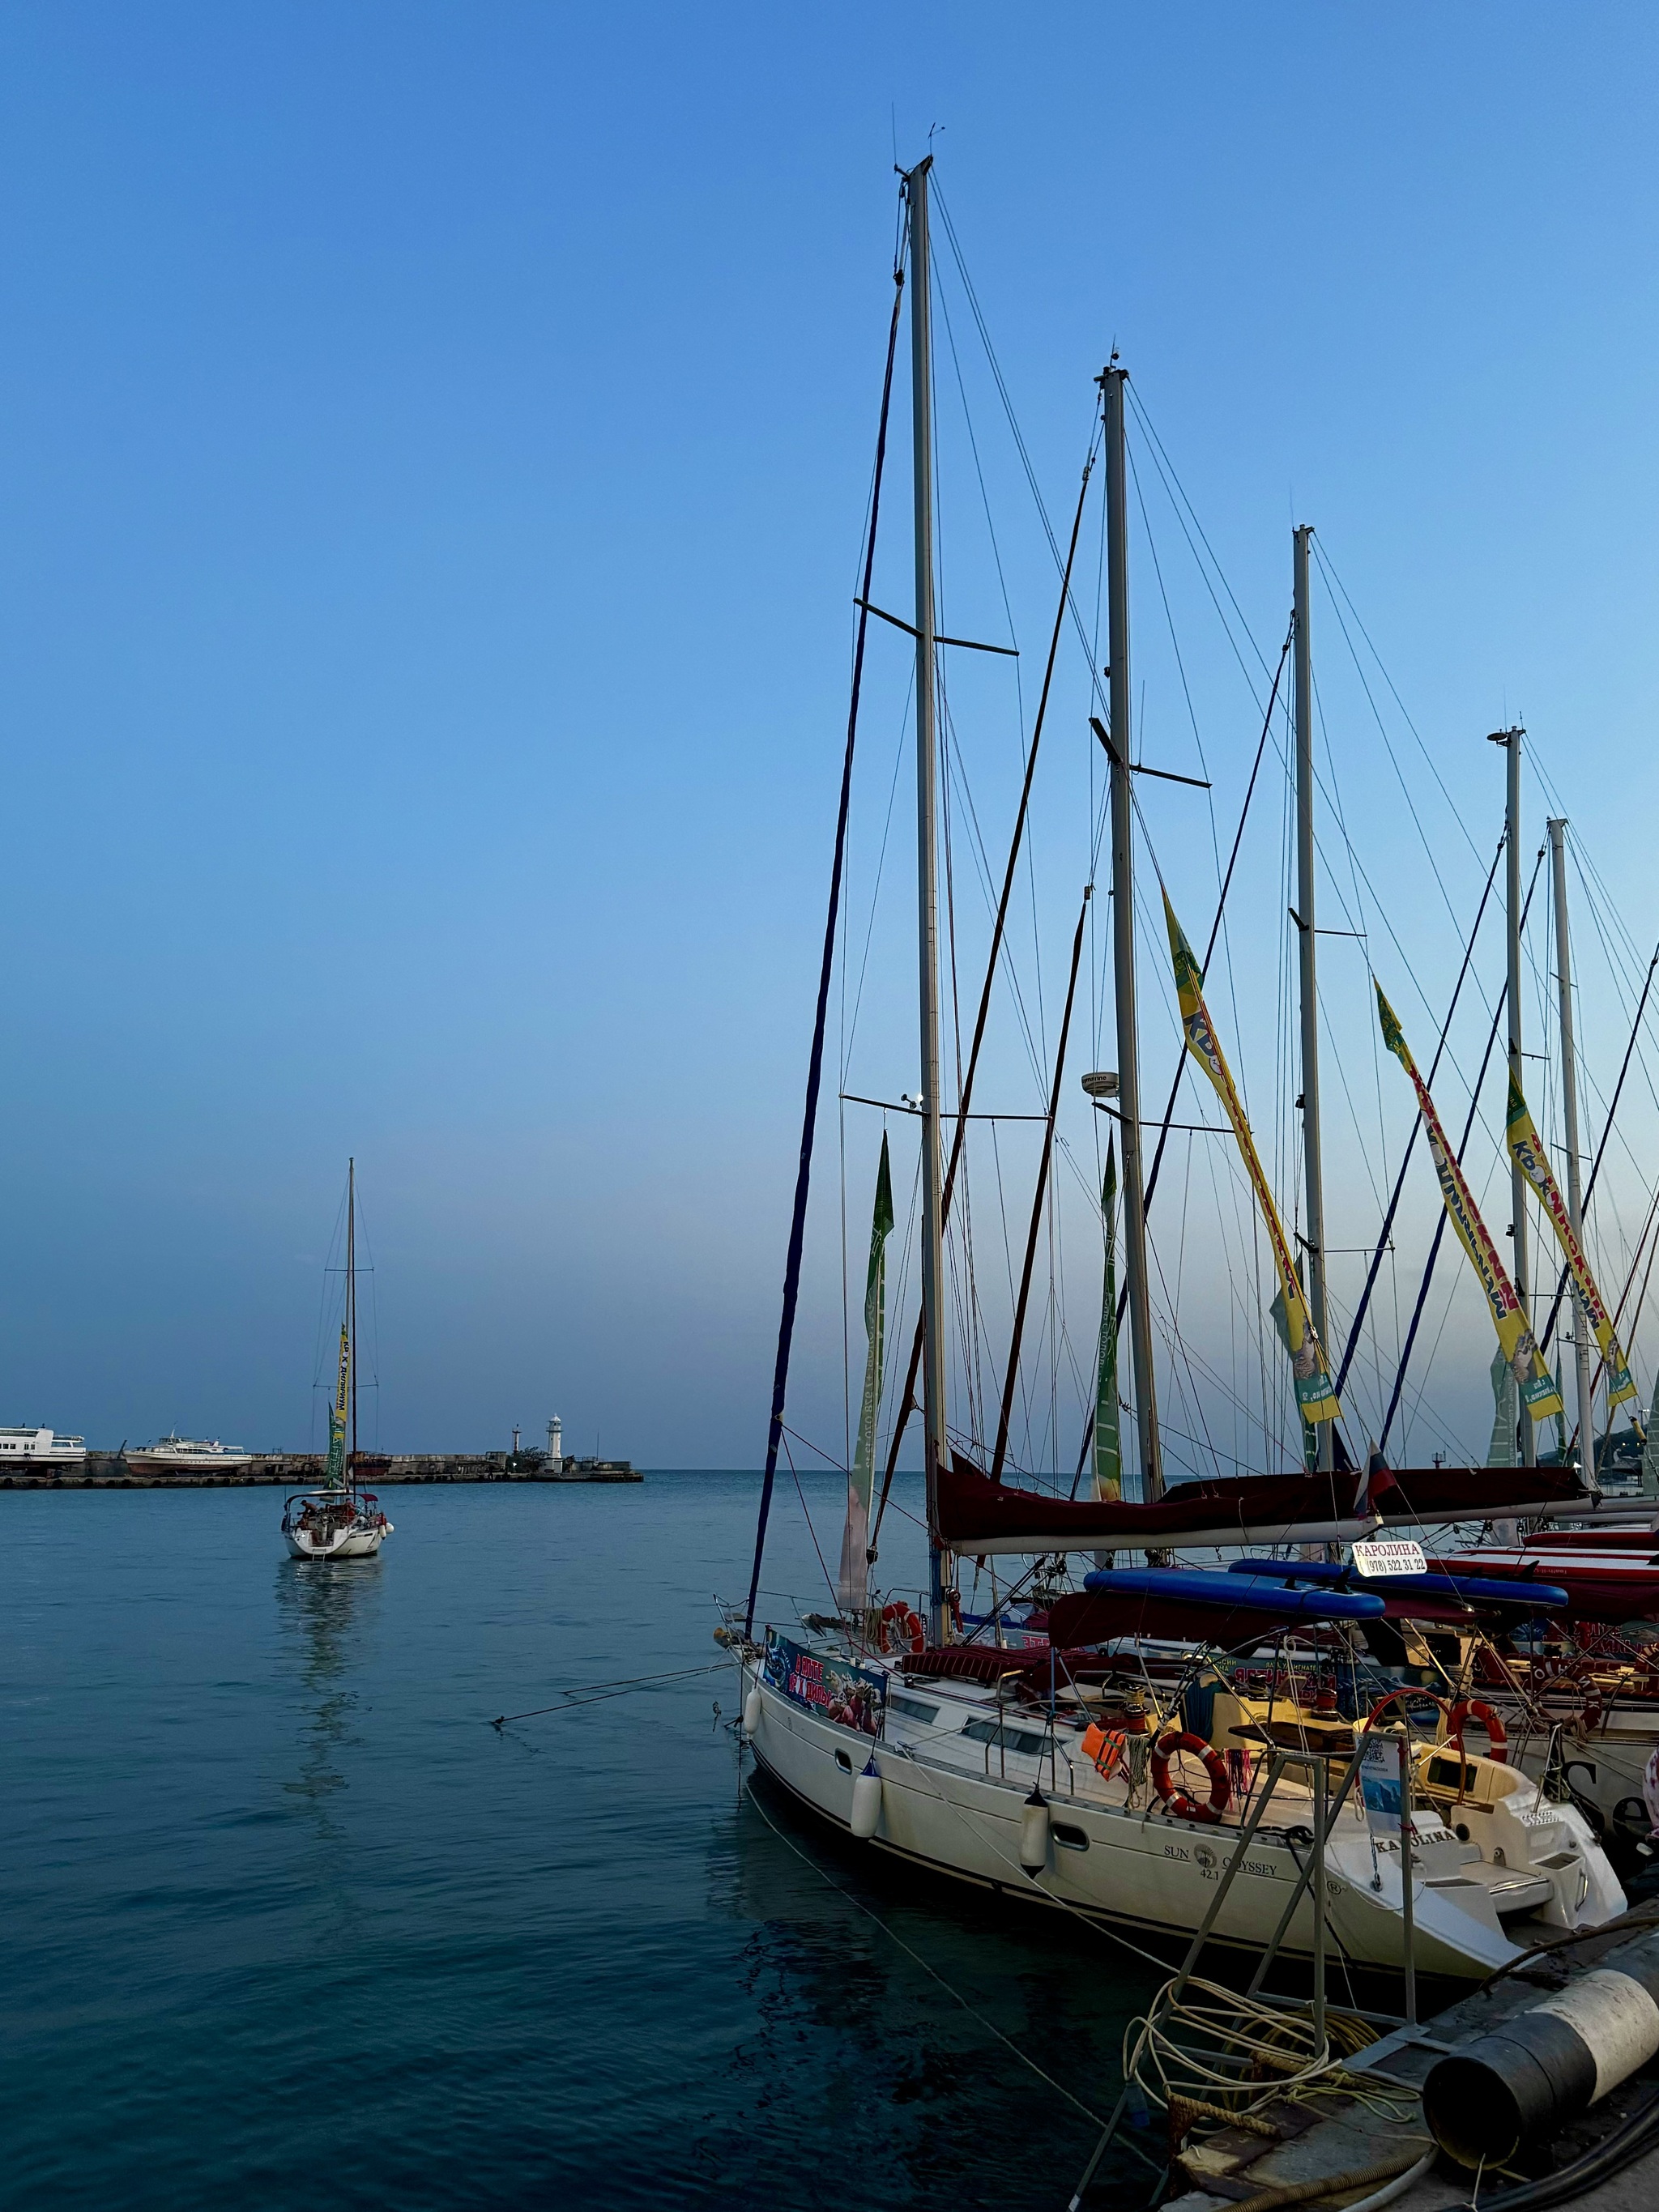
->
282, 1160, 392, 1561
729, 160, 1627, 1986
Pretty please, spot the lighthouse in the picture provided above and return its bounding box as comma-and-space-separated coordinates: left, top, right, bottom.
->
546, 1415, 562, 1473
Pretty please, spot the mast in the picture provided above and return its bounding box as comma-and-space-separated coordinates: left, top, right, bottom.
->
1549, 819, 1597, 1477
347, 1157, 356, 1482
1492, 727, 1534, 1463
906, 157, 949, 1639
1101, 363, 1162, 1501
1292, 526, 1330, 1473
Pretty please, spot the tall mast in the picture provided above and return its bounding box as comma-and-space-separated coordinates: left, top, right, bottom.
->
1549, 819, 1596, 1476
1492, 727, 1534, 1464
1101, 364, 1162, 1501
1292, 526, 1330, 1472
905, 157, 949, 1639
347, 1157, 356, 1476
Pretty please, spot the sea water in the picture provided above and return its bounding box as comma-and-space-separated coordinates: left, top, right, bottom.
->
2, 1473, 1161, 2209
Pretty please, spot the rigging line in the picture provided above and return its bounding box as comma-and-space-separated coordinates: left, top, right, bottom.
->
740, 1778, 1113, 2132
744, 258, 904, 1639
1377, 858, 1546, 1455
1310, 539, 1485, 867
1333, 833, 1503, 1395
992, 887, 1091, 1480
1537, 941, 1659, 1356
1311, 548, 1473, 925
1094, 627, 1290, 1400
868, 450, 1098, 1555
783, 1432, 843, 1616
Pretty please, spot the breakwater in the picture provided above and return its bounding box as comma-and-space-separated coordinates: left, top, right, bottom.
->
0, 1453, 642, 1490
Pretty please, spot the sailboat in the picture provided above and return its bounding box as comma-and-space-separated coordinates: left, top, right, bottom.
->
729, 160, 1626, 1984
282, 1160, 393, 1561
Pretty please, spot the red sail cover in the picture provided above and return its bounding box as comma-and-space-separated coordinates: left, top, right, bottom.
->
934, 1455, 1589, 1556
1373, 1465, 1585, 1524
936, 1455, 1369, 1555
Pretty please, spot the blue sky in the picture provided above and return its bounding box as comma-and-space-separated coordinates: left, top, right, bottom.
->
2, 5, 1657, 1464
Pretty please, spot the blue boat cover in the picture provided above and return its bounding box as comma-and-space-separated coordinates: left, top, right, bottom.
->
1079, 1565, 1384, 1621
1227, 1558, 1569, 1610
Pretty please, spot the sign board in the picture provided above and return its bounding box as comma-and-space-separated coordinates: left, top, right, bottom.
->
1358, 1733, 1402, 1831
1352, 1537, 1427, 1579
762, 1630, 885, 1738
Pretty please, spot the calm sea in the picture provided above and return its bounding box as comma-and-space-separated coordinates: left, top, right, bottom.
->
2, 1473, 1162, 2210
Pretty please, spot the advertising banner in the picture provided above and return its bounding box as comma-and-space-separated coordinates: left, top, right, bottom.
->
763, 1631, 886, 1738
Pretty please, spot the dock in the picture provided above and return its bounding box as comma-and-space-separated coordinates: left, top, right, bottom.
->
0, 1452, 643, 1490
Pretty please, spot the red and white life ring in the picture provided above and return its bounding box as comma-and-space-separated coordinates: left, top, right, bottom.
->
879, 1601, 927, 1656
1448, 1698, 1508, 1764
1151, 1731, 1231, 1824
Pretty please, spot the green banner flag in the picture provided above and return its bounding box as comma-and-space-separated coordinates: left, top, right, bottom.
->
324, 1323, 350, 1490
1376, 985, 1562, 1421
1166, 892, 1341, 1428
838, 1135, 894, 1613
1504, 1077, 1637, 1413
1094, 1138, 1122, 1502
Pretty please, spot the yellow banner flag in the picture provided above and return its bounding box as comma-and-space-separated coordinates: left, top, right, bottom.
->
1505, 1078, 1636, 1411
1376, 987, 1563, 1421
1165, 894, 1341, 1428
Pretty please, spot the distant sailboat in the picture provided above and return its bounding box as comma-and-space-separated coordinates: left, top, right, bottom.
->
282, 1160, 393, 1560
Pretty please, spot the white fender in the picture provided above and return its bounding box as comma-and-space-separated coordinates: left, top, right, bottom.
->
1020, 1785, 1050, 1873
851, 1758, 883, 1839
743, 1686, 763, 1735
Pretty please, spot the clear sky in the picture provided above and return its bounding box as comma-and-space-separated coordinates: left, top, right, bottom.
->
3, 4, 1657, 1464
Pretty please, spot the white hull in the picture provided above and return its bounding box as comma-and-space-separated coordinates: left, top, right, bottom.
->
740, 1657, 1621, 1984
284, 1522, 389, 1559
0, 1427, 86, 1465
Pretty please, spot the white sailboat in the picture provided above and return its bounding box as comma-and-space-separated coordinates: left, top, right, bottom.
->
282, 1160, 392, 1560
730, 160, 1627, 1986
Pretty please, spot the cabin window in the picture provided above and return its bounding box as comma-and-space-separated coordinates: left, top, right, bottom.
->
1051, 1822, 1090, 1852
889, 1694, 940, 1725
961, 1717, 1049, 1758
834, 1750, 853, 1773
1428, 1756, 1475, 1793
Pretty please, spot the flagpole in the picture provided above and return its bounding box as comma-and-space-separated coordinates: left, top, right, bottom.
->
1549, 817, 1597, 1479
1101, 361, 1162, 1502
1293, 526, 1331, 1473
906, 156, 949, 1641
1491, 726, 1535, 1465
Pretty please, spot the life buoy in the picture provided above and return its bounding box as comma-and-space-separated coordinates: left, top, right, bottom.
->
879, 1601, 926, 1656
1080, 1722, 1127, 1780
1447, 1698, 1508, 1764
1151, 1731, 1230, 1823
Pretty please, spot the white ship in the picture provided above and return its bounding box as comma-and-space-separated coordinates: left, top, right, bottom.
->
126, 1434, 254, 1473
0, 1426, 87, 1465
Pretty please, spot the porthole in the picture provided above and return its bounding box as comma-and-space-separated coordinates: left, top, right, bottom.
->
834, 1750, 853, 1773
1051, 1822, 1090, 1852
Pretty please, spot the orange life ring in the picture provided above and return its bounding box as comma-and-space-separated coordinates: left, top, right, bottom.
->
879, 1601, 926, 1656
1080, 1722, 1127, 1780
1151, 1731, 1230, 1823
1447, 1698, 1508, 1764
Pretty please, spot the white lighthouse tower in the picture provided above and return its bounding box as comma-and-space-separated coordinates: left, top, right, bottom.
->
546, 1415, 563, 1473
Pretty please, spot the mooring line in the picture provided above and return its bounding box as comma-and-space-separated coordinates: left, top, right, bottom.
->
490, 1660, 729, 1727
742, 1775, 1107, 2133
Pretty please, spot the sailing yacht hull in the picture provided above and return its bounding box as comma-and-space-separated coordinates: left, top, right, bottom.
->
739, 1660, 1610, 1984
284, 1523, 389, 1560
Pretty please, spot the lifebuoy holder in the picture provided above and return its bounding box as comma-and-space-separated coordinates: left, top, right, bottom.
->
879, 1600, 927, 1656
1151, 1730, 1231, 1823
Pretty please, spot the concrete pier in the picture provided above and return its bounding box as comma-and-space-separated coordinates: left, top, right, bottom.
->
0, 1452, 642, 1490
